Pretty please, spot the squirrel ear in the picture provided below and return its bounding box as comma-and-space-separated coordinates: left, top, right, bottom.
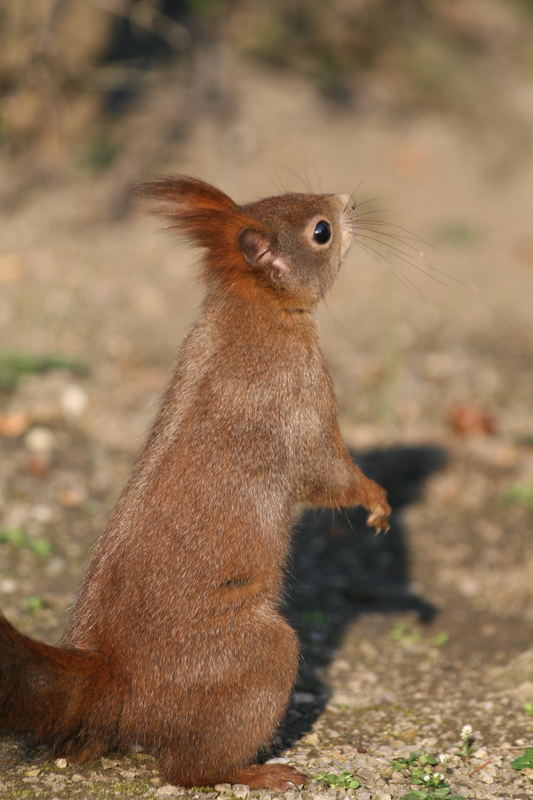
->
238, 229, 290, 284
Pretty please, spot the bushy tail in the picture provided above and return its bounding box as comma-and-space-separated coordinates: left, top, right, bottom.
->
0, 613, 111, 756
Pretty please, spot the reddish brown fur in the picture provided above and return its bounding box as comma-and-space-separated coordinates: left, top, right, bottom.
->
0, 177, 390, 790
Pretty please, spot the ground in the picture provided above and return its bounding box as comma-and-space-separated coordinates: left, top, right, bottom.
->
0, 67, 532, 800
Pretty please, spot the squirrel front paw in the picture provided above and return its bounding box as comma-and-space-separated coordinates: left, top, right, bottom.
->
363, 479, 391, 534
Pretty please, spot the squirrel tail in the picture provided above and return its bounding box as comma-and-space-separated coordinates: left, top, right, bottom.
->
0, 613, 112, 757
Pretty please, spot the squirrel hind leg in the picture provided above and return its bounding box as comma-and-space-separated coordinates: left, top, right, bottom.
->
160, 760, 307, 791
220, 763, 307, 790
55, 737, 109, 764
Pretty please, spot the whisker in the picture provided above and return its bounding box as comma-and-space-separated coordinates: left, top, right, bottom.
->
352, 211, 437, 250
355, 225, 481, 290
275, 163, 313, 193
354, 238, 431, 302
356, 232, 472, 298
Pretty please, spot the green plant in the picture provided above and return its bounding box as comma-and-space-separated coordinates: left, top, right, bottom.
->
392, 753, 467, 800
301, 610, 332, 631
410, 770, 447, 789
79, 134, 120, 173
0, 352, 88, 391
314, 770, 361, 789
456, 725, 474, 759
25, 596, 44, 612
523, 703, 533, 715
0, 526, 53, 558
433, 221, 481, 248
392, 753, 438, 771
390, 622, 449, 648
499, 482, 533, 510
390, 621, 422, 645
400, 790, 466, 800
511, 747, 533, 770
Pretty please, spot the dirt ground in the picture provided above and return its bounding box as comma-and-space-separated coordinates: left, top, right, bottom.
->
0, 65, 532, 800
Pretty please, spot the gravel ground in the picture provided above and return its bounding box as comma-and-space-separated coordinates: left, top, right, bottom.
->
1, 68, 532, 800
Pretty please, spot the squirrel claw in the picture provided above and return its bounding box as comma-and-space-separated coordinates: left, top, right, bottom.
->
367, 505, 391, 535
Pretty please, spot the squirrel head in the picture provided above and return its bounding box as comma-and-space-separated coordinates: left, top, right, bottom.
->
136, 176, 355, 311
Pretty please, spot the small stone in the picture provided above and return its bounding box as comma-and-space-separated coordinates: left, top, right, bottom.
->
54, 758, 67, 769
25, 426, 56, 455
100, 757, 119, 769
58, 486, 88, 507
25, 767, 41, 777
60, 385, 88, 419
120, 769, 138, 779
479, 764, 496, 784
265, 757, 290, 764
0, 411, 29, 437
32, 504, 54, 522
231, 785, 249, 798
156, 785, 180, 797
71, 774, 84, 782
0, 252, 25, 283
293, 691, 317, 705
396, 727, 417, 743
214, 784, 232, 792
25, 455, 50, 477
0, 577, 17, 594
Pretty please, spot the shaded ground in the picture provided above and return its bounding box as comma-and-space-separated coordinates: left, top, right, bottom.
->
1, 65, 533, 800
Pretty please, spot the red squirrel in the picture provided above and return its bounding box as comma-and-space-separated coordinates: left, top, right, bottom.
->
0, 177, 390, 791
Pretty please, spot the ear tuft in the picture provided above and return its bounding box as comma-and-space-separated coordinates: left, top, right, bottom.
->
133, 175, 237, 212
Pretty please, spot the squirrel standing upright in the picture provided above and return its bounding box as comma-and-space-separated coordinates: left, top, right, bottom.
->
0, 177, 390, 790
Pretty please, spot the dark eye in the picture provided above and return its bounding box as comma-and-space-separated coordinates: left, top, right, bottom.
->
313, 220, 331, 245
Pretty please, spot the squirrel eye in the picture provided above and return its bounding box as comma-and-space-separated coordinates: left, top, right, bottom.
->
313, 220, 331, 245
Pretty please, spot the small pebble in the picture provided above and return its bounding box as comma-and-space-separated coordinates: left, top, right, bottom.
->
25, 426, 56, 455
293, 691, 317, 704
155, 785, 180, 797
61, 385, 89, 418
0, 411, 29, 437
101, 757, 119, 769
32, 504, 54, 522
54, 758, 67, 769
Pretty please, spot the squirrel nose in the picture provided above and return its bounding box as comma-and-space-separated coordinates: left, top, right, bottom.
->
338, 193, 355, 211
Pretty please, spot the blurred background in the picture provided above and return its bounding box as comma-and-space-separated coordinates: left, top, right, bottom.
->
1, 1, 533, 796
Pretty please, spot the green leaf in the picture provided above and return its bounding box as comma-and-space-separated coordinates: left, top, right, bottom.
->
499, 482, 533, 510
314, 770, 360, 788
30, 538, 53, 558
0, 352, 88, 391
511, 747, 533, 770
25, 596, 44, 611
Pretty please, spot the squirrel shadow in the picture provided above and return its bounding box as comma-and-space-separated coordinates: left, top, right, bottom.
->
277, 443, 447, 750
